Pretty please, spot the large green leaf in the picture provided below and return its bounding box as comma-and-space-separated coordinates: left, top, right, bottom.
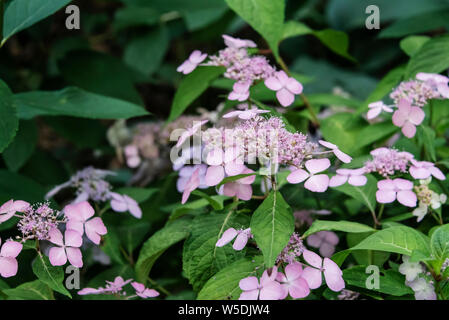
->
135, 218, 191, 282
15, 87, 149, 120
333, 174, 378, 215
250, 191, 294, 267
167, 66, 224, 122
347, 232, 390, 266
2, 120, 37, 171
32, 255, 71, 298
3, 280, 54, 300
0, 79, 19, 153
404, 35, 449, 78
343, 266, 413, 296
430, 224, 449, 262
183, 212, 249, 291
303, 220, 375, 238
0, 170, 46, 203
225, 0, 285, 59
197, 256, 264, 300
283, 21, 355, 61
400, 36, 431, 57
1, 0, 72, 46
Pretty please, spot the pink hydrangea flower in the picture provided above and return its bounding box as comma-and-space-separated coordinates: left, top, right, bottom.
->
367, 101, 393, 120
392, 98, 425, 138
329, 168, 367, 187
216, 227, 252, 250
48, 229, 83, 268
409, 160, 445, 181
239, 268, 282, 300
301, 249, 345, 292
204, 148, 246, 187
176, 120, 209, 148
78, 276, 133, 296
223, 108, 270, 120
264, 71, 303, 107
64, 201, 107, 245
318, 140, 352, 163
0, 199, 29, 223
0, 239, 22, 278
124, 145, 141, 168
222, 35, 257, 49
287, 159, 331, 192
177, 164, 208, 191
131, 282, 159, 298
110, 192, 142, 219
416, 72, 449, 98
228, 81, 251, 101
376, 178, 417, 207
222, 168, 256, 200
176, 50, 207, 74
276, 262, 310, 299
181, 167, 201, 204
306, 231, 339, 257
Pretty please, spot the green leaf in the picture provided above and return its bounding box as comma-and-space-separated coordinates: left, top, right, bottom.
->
0, 79, 19, 153
114, 187, 158, 203
225, 0, 285, 59
250, 191, 294, 267
32, 254, 71, 298
2, 120, 37, 171
417, 125, 436, 162
282, 21, 355, 61
334, 174, 378, 215
303, 220, 375, 238
124, 26, 169, 76
15, 87, 149, 120
0, 170, 46, 203
400, 36, 431, 57
183, 212, 249, 291
168, 195, 228, 221
191, 190, 225, 210
320, 112, 364, 154
1, 0, 72, 46
167, 66, 225, 122
351, 226, 430, 256
347, 232, 391, 266
135, 218, 191, 282
113, 7, 160, 30
404, 35, 449, 78
343, 266, 413, 296
3, 280, 54, 300
197, 256, 264, 300
430, 224, 449, 262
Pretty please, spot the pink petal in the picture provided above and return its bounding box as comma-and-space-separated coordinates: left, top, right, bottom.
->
49, 247, 67, 266
329, 174, 348, 187
304, 174, 330, 193
408, 107, 425, 125
303, 249, 323, 269
287, 169, 309, 184
223, 110, 242, 119
319, 242, 336, 257
394, 178, 413, 190
286, 78, 303, 94
305, 159, 331, 174
301, 267, 322, 289
216, 228, 238, 247
189, 50, 207, 64
429, 166, 446, 180
276, 71, 290, 86
410, 166, 431, 179
235, 184, 253, 201
323, 258, 345, 292
239, 276, 259, 291
334, 149, 352, 164
66, 220, 84, 236
223, 182, 238, 197
65, 230, 83, 248
224, 162, 246, 176
401, 121, 417, 138
376, 190, 396, 203
128, 202, 143, 219
348, 175, 367, 186
177, 60, 196, 74
285, 262, 303, 282
206, 148, 224, 166
205, 165, 225, 186
264, 77, 282, 91
0, 257, 18, 278
276, 88, 295, 107
110, 194, 127, 212
233, 232, 248, 250
131, 281, 145, 293
85, 217, 107, 245
239, 289, 259, 300
289, 277, 310, 299
142, 288, 159, 298
367, 107, 381, 120
1, 241, 22, 258
397, 190, 417, 207
12, 200, 30, 212
318, 140, 338, 150
378, 179, 396, 190
66, 247, 83, 268
259, 281, 282, 300
392, 109, 407, 127
306, 233, 323, 248
48, 228, 64, 246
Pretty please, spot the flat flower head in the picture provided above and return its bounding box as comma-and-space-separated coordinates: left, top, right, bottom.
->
409, 160, 445, 181
329, 168, 367, 187
0, 239, 23, 278
287, 159, 330, 192
264, 71, 303, 107
48, 229, 83, 268
239, 268, 283, 300
376, 178, 417, 207
177, 50, 207, 74
301, 249, 344, 292
392, 99, 425, 138
64, 201, 107, 244
276, 262, 310, 299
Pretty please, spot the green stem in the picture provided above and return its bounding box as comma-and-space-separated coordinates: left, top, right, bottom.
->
147, 277, 172, 296
377, 204, 385, 223
277, 56, 319, 127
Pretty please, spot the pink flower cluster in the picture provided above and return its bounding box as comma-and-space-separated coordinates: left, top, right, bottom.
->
78, 276, 159, 299
177, 35, 303, 107
367, 72, 449, 138
239, 249, 344, 300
